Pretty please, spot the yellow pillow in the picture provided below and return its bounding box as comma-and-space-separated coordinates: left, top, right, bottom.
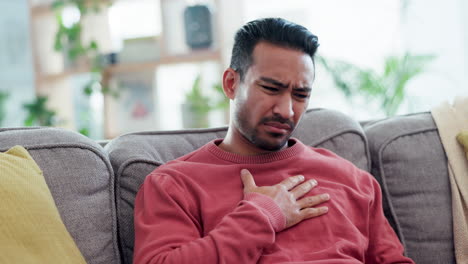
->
0, 146, 86, 263
457, 131, 468, 160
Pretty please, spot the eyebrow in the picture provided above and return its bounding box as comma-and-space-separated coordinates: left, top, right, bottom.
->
260, 77, 288, 88
259, 77, 312, 92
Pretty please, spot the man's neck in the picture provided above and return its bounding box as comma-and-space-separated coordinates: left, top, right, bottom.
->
218, 127, 288, 156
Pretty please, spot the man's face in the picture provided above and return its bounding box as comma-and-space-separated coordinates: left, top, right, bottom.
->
232, 42, 315, 151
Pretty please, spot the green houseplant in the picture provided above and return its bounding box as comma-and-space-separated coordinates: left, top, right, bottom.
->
211, 83, 229, 111
50, 0, 116, 136
182, 76, 229, 128
52, 0, 114, 97
23, 96, 57, 126
182, 76, 211, 128
318, 53, 435, 116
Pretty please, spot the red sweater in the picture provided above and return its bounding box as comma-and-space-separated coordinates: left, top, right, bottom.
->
134, 139, 414, 264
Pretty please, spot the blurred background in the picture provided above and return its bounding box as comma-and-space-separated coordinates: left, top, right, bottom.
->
1, 0, 467, 139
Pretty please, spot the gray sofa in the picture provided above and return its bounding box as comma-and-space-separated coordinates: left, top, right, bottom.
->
0, 108, 454, 264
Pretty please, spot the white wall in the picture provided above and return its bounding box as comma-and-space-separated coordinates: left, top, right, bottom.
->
240, 0, 468, 119
0, 0, 35, 127
401, 0, 468, 112
241, 0, 402, 119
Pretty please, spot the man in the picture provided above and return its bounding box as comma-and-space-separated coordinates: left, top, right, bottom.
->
133, 18, 414, 263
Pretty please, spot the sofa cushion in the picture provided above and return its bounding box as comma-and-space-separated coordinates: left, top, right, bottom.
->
0, 127, 120, 264
105, 108, 370, 263
0, 146, 86, 263
364, 112, 455, 263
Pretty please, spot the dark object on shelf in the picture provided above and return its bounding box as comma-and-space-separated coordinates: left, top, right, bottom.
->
183, 5, 213, 49
107, 52, 118, 65
100, 52, 118, 67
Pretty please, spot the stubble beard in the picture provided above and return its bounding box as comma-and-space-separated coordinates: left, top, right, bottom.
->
234, 105, 296, 151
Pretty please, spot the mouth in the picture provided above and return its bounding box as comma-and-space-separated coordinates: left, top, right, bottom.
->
263, 121, 292, 134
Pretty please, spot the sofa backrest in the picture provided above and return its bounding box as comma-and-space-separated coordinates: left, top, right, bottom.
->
0, 127, 121, 264
105, 108, 370, 264
364, 112, 455, 264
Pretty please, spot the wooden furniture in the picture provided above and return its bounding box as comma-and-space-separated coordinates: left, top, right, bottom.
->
28, 0, 231, 138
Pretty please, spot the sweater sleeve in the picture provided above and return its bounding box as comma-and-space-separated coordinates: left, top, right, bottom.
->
365, 177, 415, 264
133, 173, 283, 264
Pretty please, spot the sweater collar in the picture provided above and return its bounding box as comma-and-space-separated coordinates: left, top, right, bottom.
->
206, 138, 306, 164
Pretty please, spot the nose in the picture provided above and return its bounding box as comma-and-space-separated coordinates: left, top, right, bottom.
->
272, 94, 294, 119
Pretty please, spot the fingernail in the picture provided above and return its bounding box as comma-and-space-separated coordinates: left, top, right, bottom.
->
299, 175, 304, 181
322, 207, 329, 213
241, 169, 248, 174
321, 194, 330, 200
310, 179, 317, 186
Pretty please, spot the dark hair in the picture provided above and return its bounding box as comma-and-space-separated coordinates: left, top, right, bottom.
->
229, 17, 319, 81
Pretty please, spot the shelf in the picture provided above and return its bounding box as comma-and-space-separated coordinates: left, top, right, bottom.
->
37, 49, 221, 82
29, 0, 226, 138
38, 66, 90, 83
106, 49, 221, 73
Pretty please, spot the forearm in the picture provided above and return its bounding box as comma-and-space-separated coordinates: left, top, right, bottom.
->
134, 177, 282, 264
140, 202, 275, 263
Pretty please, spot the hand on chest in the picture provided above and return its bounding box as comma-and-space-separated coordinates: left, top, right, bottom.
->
199, 166, 372, 235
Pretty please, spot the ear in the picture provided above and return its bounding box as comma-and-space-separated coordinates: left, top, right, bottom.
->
222, 68, 239, 100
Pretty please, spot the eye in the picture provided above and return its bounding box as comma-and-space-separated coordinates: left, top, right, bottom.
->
294, 93, 309, 98
261, 85, 279, 92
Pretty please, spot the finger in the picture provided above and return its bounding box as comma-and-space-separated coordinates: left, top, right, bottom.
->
300, 206, 329, 219
290, 179, 317, 199
240, 169, 257, 190
279, 175, 305, 190
297, 193, 330, 209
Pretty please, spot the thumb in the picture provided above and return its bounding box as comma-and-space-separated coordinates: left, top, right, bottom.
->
240, 169, 256, 191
